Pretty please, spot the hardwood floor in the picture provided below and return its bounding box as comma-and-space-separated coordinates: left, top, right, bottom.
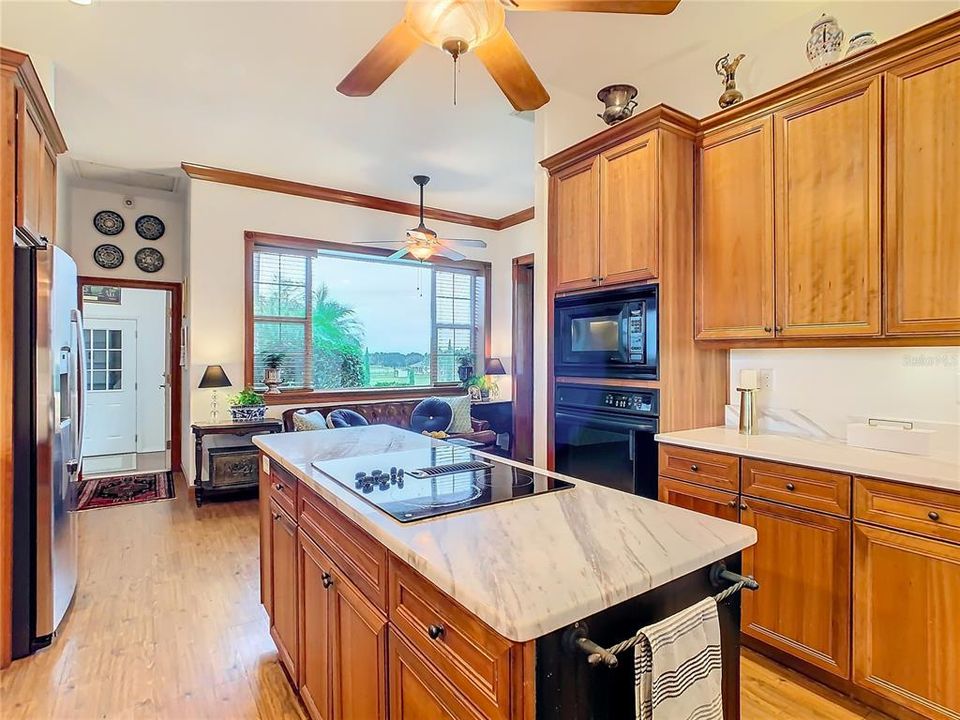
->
1, 473, 890, 720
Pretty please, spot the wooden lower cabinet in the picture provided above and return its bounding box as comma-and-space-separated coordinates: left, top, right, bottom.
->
741, 498, 851, 678
269, 499, 299, 683
853, 524, 960, 720
299, 530, 333, 720
388, 628, 483, 720
658, 475, 740, 522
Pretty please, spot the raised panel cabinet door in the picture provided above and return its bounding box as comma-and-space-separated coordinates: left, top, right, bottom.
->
774, 77, 882, 337
885, 47, 960, 335
15, 89, 43, 242
696, 116, 776, 340
599, 130, 659, 285
39, 143, 56, 244
269, 499, 299, 683
388, 629, 484, 720
741, 498, 851, 678
854, 524, 960, 720
330, 565, 388, 720
658, 476, 740, 522
552, 157, 599, 291
299, 530, 334, 720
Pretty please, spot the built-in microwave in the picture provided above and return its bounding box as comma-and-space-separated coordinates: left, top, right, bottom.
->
554, 285, 658, 380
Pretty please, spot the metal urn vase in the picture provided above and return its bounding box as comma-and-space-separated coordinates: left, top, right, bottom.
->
596, 84, 639, 126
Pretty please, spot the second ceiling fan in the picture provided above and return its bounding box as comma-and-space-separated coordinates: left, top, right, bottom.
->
337, 0, 681, 112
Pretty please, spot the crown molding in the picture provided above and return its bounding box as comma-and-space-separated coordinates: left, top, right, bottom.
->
180, 162, 533, 231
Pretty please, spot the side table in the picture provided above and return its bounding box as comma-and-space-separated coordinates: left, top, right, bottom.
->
191, 419, 283, 506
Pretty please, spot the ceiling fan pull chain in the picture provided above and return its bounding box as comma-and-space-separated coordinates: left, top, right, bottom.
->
453, 53, 459, 106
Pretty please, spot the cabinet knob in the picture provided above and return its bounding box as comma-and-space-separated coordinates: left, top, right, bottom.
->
785, 482, 796, 491
928, 511, 941, 522
739, 502, 748, 511
690, 464, 699, 472
727, 499, 738, 508
763, 326, 772, 333
321, 572, 333, 589
271, 512, 281, 521
274, 482, 284, 492
775, 325, 783, 333
427, 624, 445, 640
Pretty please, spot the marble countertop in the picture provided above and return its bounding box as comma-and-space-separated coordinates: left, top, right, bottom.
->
656, 427, 960, 492
254, 425, 756, 642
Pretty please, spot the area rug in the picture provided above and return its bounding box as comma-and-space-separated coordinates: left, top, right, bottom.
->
77, 471, 175, 510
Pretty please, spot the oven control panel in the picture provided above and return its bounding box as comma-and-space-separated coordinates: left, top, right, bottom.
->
603, 392, 654, 412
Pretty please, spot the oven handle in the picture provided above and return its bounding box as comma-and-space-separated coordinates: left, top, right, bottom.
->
555, 409, 658, 434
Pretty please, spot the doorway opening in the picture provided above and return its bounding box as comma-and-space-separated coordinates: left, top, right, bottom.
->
512, 254, 535, 464
78, 277, 182, 479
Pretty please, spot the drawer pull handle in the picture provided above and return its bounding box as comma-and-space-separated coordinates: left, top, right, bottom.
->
690, 464, 699, 472
321, 572, 333, 589
427, 624, 445, 641
274, 482, 284, 492
785, 482, 796, 491
928, 511, 941, 522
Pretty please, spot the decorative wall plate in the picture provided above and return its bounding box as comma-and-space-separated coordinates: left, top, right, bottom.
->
134, 247, 164, 273
135, 214, 165, 240
93, 210, 124, 236
93, 243, 124, 270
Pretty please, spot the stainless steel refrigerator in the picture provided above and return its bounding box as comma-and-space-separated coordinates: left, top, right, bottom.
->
12, 240, 83, 658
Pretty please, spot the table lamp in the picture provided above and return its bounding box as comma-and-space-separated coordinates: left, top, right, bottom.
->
199, 364, 231, 421
484, 357, 506, 399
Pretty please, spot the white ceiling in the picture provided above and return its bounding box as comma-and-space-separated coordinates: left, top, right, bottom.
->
2, 1, 954, 216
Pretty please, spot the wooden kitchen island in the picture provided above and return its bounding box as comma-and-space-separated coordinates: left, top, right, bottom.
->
254, 425, 756, 719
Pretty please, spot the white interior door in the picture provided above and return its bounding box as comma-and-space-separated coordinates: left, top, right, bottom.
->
83, 319, 137, 457
137, 294, 169, 453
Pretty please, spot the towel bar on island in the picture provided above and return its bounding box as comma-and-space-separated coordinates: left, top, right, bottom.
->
566, 563, 759, 669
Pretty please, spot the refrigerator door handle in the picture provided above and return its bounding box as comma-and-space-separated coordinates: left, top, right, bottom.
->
67, 309, 86, 475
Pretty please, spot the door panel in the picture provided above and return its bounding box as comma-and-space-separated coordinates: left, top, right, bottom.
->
599, 131, 658, 285
774, 77, 881, 337
82, 318, 137, 457
552, 158, 599, 291
885, 48, 960, 335
15, 90, 42, 241
696, 116, 775, 339
270, 501, 299, 683
741, 498, 851, 678
39, 143, 56, 245
299, 530, 333, 720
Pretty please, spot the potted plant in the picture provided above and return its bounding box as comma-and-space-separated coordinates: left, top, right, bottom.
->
262, 352, 285, 394
457, 355, 475, 384
230, 387, 267, 422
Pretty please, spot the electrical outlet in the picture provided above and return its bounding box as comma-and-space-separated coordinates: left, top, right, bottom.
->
758, 369, 774, 392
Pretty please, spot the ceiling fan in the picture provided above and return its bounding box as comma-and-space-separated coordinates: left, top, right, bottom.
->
337, 0, 681, 112
355, 175, 488, 262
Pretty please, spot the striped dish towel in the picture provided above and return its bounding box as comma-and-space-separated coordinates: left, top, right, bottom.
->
634, 597, 723, 720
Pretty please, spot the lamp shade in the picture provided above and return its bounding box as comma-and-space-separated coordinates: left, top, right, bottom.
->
484, 357, 506, 375
199, 364, 232, 389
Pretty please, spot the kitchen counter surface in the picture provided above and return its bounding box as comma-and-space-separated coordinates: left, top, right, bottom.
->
656, 427, 960, 492
254, 425, 756, 642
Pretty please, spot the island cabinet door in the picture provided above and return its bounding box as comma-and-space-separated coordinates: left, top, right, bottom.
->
740, 498, 851, 678
269, 499, 299, 684
299, 530, 334, 720
773, 76, 882, 338
658, 476, 740, 522
388, 629, 484, 720
853, 524, 960, 720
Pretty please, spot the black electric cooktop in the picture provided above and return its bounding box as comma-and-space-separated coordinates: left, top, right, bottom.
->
312, 446, 573, 523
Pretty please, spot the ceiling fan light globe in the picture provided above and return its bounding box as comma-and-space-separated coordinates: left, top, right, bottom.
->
404, 0, 506, 52
409, 245, 435, 261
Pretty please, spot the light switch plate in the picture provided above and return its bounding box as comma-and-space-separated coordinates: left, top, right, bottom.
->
758, 369, 774, 391
262, 455, 270, 474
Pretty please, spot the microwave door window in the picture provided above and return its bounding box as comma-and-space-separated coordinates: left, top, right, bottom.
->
571, 316, 619, 353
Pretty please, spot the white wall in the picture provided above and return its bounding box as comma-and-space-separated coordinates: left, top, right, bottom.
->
64, 184, 185, 284
185, 179, 536, 478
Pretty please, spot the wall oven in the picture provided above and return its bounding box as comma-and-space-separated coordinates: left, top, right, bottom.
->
554, 285, 658, 380
554, 384, 659, 498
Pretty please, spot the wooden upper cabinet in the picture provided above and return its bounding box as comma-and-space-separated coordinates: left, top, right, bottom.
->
39, 143, 56, 245
599, 131, 659, 285
774, 77, 882, 337
854, 524, 960, 720
15, 89, 43, 243
741, 498, 851, 678
696, 116, 775, 339
552, 157, 599, 291
884, 46, 960, 335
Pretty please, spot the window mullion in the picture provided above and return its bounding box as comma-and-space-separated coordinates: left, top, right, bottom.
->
430, 265, 437, 385
303, 257, 314, 390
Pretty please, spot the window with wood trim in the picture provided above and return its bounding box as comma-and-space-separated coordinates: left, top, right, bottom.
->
247, 235, 489, 397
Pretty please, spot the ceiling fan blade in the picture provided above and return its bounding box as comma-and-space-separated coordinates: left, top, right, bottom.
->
437, 238, 488, 248
337, 21, 422, 97
387, 248, 411, 260
433, 245, 467, 262
505, 0, 680, 14
473, 28, 550, 112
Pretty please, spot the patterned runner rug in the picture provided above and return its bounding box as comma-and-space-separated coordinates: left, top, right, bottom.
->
77, 471, 175, 511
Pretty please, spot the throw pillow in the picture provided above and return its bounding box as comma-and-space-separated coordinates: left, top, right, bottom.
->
443, 395, 473, 434
292, 411, 327, 431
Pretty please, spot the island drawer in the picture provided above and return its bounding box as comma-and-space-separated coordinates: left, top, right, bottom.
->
743, 459, 851, 517
854, 477, 960, 545
388, 558, 514, 720
658, 444, 740, 492
270, 463, 298, 517
299, 488, 389, 611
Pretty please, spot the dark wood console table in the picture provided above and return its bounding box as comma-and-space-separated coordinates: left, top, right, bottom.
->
191, 419, 282, 506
